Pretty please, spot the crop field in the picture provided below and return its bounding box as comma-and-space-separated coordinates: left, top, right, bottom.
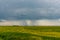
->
0, 26, 60, 40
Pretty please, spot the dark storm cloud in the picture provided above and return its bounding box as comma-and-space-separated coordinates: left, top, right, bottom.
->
0, 0, 60, 20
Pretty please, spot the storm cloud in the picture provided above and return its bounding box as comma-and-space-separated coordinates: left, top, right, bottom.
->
0, 0, 60, 20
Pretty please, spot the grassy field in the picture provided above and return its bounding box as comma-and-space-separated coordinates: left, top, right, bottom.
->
0, 26, 60, 40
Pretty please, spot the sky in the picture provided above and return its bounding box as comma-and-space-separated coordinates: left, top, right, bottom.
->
0, 0, 60, 25
0, 0, 60, 20
0, 20, 60, 26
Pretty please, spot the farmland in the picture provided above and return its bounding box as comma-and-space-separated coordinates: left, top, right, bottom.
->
0, 26, 60, 40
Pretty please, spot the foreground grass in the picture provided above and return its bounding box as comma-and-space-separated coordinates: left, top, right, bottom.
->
0, 26, 60, 40
0, 32, 42, 40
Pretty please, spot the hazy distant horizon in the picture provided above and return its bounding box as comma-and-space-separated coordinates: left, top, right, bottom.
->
0, 19, 60, 26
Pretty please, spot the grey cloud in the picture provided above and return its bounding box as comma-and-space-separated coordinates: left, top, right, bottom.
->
0, 0, 60, 20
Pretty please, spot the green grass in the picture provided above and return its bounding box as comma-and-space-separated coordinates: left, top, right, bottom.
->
0, 32, 44, 40
0, 26, 60, 40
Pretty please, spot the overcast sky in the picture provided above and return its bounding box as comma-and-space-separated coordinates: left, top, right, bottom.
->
0, 0, 60, 25
0, 0, 60, 20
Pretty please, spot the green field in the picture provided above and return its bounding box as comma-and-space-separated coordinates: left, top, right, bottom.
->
0, 26, 60, 40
